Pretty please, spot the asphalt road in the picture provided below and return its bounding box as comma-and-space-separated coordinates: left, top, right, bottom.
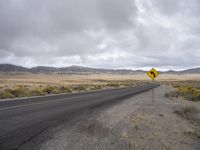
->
0, 84, 157, 150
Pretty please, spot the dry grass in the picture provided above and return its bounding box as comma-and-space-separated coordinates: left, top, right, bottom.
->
1, 73, 200, 86
164, 81, 200, 101
0, 73, 200, 99
157, 74, 200, 81
0, 73, 145, 99
174, 106, 200, 122
175, 106, 200, 138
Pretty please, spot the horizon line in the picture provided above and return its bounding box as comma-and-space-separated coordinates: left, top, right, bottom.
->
0, 63, 200, 72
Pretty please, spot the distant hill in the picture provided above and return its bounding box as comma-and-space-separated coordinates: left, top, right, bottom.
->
0, 64, 28, 72
30, 66, 58, 73
0, 64, 144, 74
162, 68, 200, 74
0, 64, 199, 74
59, 66, 145, 74
180, 68, 200, 74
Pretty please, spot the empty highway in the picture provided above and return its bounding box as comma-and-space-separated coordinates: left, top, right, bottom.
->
0, 84, 157, 150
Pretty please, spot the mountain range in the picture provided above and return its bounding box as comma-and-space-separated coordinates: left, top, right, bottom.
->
0, 64, 200, 74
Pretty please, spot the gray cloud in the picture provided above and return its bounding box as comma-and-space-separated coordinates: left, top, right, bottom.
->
0, 0, 199, 70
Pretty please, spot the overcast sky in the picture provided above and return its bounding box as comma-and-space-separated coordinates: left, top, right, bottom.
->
0, 0, 200, 70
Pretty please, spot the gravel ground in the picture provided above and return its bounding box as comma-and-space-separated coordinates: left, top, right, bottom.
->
21, 85, 200, 150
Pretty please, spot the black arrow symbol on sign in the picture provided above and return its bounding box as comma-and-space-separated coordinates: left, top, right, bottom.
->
150, 71, 155, 78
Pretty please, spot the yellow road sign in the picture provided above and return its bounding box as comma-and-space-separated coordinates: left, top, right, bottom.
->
147, 68, 159, 80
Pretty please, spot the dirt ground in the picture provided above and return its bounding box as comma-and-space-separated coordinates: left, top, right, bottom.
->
1, 73, 200, 87
21, 84, 200, 150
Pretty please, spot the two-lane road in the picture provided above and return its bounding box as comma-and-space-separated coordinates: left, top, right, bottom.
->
0, 83, 158, 150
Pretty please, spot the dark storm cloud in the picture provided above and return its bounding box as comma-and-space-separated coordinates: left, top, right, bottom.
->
0, 0, 199, 70
0, 0, 135, 56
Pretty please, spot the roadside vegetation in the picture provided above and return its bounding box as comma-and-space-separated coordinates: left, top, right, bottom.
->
175, 106, 200, 138
165, 81, 200, 101
0, 78, 139, 99
164, 81, 200, 138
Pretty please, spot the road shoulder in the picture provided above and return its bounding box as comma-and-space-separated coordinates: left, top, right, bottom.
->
22, 85, 200, 150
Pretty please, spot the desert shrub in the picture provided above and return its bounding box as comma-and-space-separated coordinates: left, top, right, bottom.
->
52, 89, 61, 94
90, 84, 106, 90
30, 88, 46, 96
169, 83, 200, 101
0, 91, 15, 99
177, 86, 200, 101
164, 91, 179, 98
193, 128, 200, 138
106, 82, 120, 87
59, 86, 72, 93
175, 105, 200, 138
175, 106, 200, 122
42, 86, 57, 94
72, 85, 87, 92
7, 87, 31, 97
93, 85, 103, 90
182, 106, 199, 114
164, 93, 170, 98
122, 80, 136, 87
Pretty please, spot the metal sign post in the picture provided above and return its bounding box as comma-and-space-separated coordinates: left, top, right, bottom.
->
147, 68, 159, 104
152, 80, 154, 103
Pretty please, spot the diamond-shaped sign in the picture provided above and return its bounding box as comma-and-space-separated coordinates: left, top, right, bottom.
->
147, 68, 159, 80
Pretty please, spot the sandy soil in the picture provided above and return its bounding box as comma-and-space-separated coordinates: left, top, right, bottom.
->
0, 74, 200, 87
21, 85, 200, 150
